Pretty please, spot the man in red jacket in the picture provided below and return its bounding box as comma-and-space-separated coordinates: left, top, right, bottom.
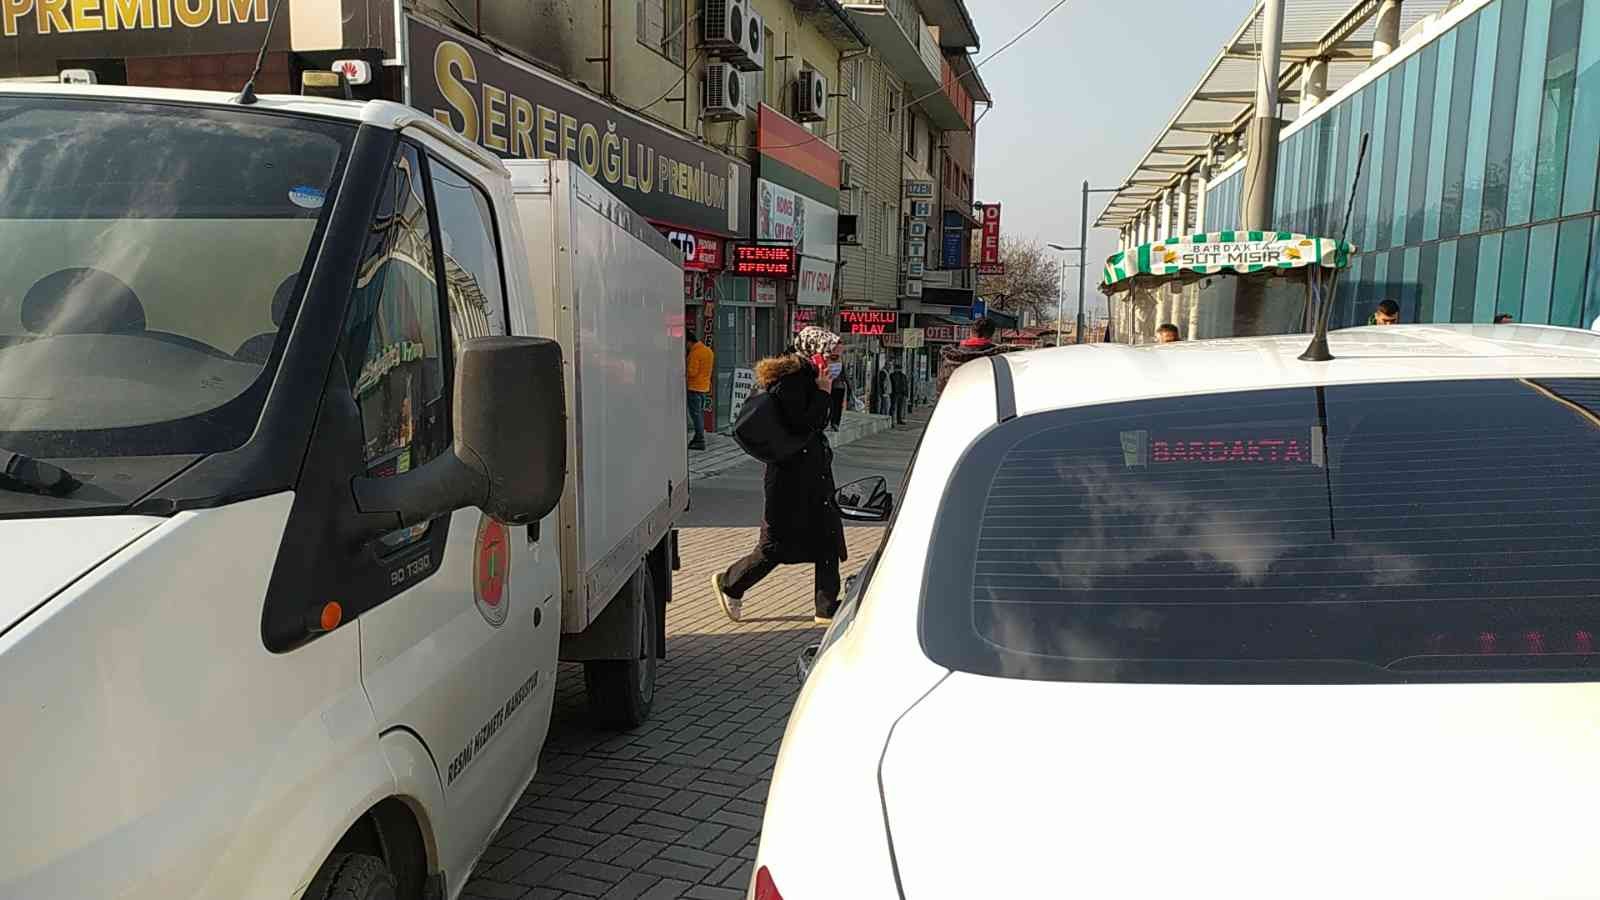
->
936, 316, 1012, 397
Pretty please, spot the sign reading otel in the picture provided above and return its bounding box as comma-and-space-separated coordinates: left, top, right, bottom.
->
977, 203, 1003, 276
412, 17, 750, 238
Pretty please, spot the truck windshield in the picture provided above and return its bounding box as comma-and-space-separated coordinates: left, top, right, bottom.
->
922, 378, 1600, 684
0, 95, 353, 458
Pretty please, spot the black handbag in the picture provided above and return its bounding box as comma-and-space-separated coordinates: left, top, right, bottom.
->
732, 388, 809, 464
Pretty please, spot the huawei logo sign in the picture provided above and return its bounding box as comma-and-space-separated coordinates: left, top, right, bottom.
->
338, 61, 361, 78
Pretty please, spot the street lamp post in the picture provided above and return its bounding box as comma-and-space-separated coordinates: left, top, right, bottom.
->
1051, 181, 1128, 345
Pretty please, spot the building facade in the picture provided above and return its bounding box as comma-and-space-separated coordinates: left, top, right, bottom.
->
1103, 0, 1600, 334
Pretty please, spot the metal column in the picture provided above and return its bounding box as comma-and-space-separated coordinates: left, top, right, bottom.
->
1242, 0, 1286, 230
1372, 0, 1402, 61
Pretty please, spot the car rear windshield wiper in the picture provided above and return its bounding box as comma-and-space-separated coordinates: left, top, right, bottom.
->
0, 448, 82, 496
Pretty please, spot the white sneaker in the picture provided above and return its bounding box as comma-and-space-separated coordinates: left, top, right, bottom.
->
712, 573, 742, 622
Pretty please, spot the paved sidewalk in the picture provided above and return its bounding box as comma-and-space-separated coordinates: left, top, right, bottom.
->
688, 409, 892, 480
462, 417, 926, 900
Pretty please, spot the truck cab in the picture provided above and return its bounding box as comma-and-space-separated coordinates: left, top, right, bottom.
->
0, 84, 675, 900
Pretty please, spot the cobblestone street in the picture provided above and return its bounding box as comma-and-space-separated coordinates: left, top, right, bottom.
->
462, 415, 927, 900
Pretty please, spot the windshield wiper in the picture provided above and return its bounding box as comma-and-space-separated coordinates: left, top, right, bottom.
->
0, 448, 82, 496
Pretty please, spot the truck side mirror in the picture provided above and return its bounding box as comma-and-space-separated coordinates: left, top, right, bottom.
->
352, 336, 567, 532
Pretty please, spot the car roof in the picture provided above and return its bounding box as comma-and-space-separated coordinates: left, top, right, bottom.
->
1003, 324, 1600, 417
0, 83, 506, 171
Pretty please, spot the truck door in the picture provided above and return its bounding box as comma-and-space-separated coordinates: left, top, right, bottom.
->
343, 140, 561, 879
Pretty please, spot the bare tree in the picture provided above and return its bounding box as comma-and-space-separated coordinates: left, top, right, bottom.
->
978, 235, 1060, 323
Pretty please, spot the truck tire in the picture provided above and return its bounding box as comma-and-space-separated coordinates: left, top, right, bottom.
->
302, 853, 398, 900
583, 567, 658, 729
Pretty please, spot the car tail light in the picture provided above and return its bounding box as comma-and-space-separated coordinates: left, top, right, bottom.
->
754, 866, 782, 900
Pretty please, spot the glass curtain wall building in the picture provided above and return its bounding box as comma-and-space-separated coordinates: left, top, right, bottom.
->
1203, 0, 1600, 328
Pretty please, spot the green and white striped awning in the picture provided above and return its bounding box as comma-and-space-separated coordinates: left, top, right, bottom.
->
1101, 232, 1355, 289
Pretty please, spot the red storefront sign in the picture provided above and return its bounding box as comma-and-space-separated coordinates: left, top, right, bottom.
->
839, 308, 897, 336
978, 204, 1003, 275
731, 244, 798, 278
660, 229, 723, 271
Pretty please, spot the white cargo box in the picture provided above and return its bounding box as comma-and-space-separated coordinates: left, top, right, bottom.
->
506, 160, 690, 633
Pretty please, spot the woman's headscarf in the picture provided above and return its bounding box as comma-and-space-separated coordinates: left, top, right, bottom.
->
794, 326, 841, 359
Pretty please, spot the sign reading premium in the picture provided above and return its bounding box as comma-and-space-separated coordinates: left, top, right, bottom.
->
410, 16, 750, 238
0, 0, 310, 76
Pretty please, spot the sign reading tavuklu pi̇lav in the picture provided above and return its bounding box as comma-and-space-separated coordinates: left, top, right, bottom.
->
410, 17, 750, 239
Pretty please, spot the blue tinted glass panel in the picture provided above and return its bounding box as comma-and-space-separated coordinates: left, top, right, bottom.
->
1509, 0, 1555, 225
1453, 235, 1482, 322
1391, 57, 1421, 246
1485, 0, 1530, 230
1461, 3, 1502, 232
1522, 221, 1560, 322
1408, 43, 1441, 243
1417, 243, 1440, 323
1425, 30, 1458, 240
1499, 226, 1533, 318
1402, 245, 1423, 320
1587, 215, 1600, 325
1533, 0, 1585, 221
1355, 83, 1379, 246
1561, 0, 1600, 214
1441, 15, 1480, 238
1550, 217, 1593, 325
1376, 68, 1405, 250
1476, 231, 1505, 320
1432, 240, 1459, 322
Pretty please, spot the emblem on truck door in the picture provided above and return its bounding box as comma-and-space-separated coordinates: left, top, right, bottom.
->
474, 515, 511, 626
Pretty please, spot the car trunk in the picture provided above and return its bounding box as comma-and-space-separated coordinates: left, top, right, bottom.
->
881, 671, 1600, 899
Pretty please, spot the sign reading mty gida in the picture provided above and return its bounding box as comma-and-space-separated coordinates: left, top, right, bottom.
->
410, 17, 750, 239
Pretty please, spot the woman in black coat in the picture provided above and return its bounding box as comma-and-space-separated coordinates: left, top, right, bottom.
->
713, 328, 848, 624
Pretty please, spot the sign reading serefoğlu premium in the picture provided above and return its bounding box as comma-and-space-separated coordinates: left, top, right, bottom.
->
411, 17, 750, 238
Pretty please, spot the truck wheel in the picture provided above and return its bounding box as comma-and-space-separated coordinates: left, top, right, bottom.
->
302, 853, 397, 900
584, 568, 658, 729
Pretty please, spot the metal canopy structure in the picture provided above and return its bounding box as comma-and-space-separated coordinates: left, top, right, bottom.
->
1095, 0, 1455, 229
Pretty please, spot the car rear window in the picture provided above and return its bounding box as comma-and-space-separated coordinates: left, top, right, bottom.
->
922, 378, 1600, 684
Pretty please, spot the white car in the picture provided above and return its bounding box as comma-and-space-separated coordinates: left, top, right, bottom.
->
754, 324, 1600, 900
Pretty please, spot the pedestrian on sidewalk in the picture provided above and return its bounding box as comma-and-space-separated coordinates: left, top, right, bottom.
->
889, 361, 909, 426
828, 352, 852, 432
871, 361, 889, 416
713, 327, 848, 625
935, 316, 1013, 398
686, 329, 713, 451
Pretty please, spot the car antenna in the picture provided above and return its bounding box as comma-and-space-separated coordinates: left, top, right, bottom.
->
1299, 132, 1370, 363
236, 0, 287, 106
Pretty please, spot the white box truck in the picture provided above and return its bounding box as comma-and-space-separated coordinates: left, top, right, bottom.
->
0, 83, 685, 900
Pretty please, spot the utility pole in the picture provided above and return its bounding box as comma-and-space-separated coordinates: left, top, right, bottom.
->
1077, 181, 1089, 344
1242, 0, 1286, 230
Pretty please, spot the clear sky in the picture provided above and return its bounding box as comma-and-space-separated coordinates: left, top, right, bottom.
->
968, 0, 1256, 320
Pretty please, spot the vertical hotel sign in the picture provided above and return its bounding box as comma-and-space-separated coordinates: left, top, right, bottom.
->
977, 204, 1003, 275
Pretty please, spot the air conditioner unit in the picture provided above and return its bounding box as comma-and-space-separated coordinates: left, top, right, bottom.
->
736, 8, 765, 72
840, 158, 855, 188
703, 0, 747, 52
795, 69, 827, 122
702, 62, 745, 120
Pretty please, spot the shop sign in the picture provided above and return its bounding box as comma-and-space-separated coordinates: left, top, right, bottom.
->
731, 243, 797, 278
839, 308, 896, 336
979, 203, 1002, 267
905, 180, 934, 198
796, 256, 834, 307
900, 328, 925, 349
908, 221, 928, 239
660, 229, 722, 271
756, 178, 839, 262
791, 306, 819, 333
902, 278, 924, 298
910, 200, 933, 219
977, 261, 1005, 276
753, 280, 779, 306
410, 17, 751, 238
730, 367, 756, 414
942, 224, 964, 269
924, 324, 959, 343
